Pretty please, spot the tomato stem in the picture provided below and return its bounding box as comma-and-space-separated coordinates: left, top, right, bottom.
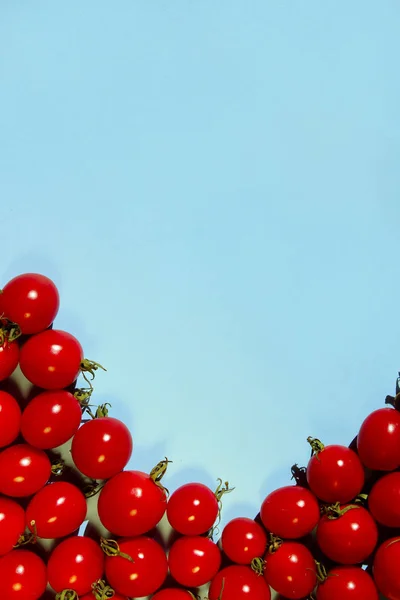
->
307, 436, 325, 458
291, 463, 308, 486
250, 556, 266, 575
80, 358, 107, 389
267, 532, 283, 553
209, 479, 235, 538
55, 591, 79, 600
15, 520, 38, 547
83, 480, 105, 498
91, 579, 115, 600
150, 457, 172, 496
0, 316, 21, 344
51, 460, 66, 476
100, 536, 135, 562
321, 501, 360, 519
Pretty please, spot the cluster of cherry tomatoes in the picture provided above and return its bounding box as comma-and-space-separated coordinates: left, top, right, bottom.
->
0, 272, 400, 600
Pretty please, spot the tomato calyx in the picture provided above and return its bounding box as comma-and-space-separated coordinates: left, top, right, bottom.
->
90, 579, 115, 599
80, 359, 107, 389
83, 479, 105, 498
15, 520, 38, 547
150, 457, 172, 496
315, 560, 329, 583
100, 536, 134, 562
321, 501, 360, 520
51, 459, 66, 476
266, 532, 283, 553
307, 436, 325, 459
55, 591, 79, 600
208, 479, 235, 538
250, 556, 266, 575
291, 463, 308, 486
0, 316, 21, 344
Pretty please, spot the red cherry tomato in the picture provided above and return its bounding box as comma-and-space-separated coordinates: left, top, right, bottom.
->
316, 504, 378, 564
368, 472, 400, 527
26, 481, 87, 539
47, 536, 104, 595
357, 408, 400, 471
0, 443, 51, 497
209, 565, 271, 600
98, 470, 167, 536
167, 482, 219, 535
105, 536, 167, 597
263, 541, 316, 599
21, 389, 82, 449
0, 390, 21, 447
71, 417, 133, 479
152, 590, 195, 600
0, 340, 19, 382
260, 485, 320, 539
0, 549, 47, 600
373, 537, 400, 599
168, 536, 221, 587
221, 517, 267, 564
316, 566, 378, 600
0, 273, 59, 334
20, 329, 83, 389
306, 443, 364, 503
0, 497, 25, 556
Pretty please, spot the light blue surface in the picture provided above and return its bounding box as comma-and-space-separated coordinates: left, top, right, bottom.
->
1, 1, 400, 524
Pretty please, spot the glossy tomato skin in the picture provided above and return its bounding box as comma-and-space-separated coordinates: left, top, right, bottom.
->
0, 273, 59, 334
47, 536, 104, 596
316, 505, 378, 564
169, 536, 221, 588
0, 390, 21, 447
373, 537, 400, 599
0, 497, 25, 556
26, 481, 87, 539
21, 389, 82, 449
357, 408, 400, 471
71, 417, 133, 479
263, 541, 317, 600
167, 482, 219, 535
209, 565, 271, 600
20, 329, 83, 390
316, 566, 378, 600
0, 443, 51, 497
98, 470, 167, 536
0, 549, 47, 600
105, 536, 167, 597
0, 340, 19, 382
306, 445, 364, 503
152, 590, 195, 600
261, 485, 320, 539
368, 472, 400, 527
221, 517, 267, 564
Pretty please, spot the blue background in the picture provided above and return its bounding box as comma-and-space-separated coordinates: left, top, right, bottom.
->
1, 1, 400, 524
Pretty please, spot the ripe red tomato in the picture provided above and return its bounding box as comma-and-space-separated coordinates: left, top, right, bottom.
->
209, 565, 271, 600
0, 340, 19, 382
26, 481, 87, 539
168, 536, 221, 587
19, 329, 83, 389
221, 517, 267, 564
306, 443, 364, 503
357, 408, 400, 471
21, 389, 82, 449
47, 536, 104, 595
0, 390, 21, 447
0, 273, 59, 334
0, 550, 47, 599
368, 472, 400, 527
316, 566, 378, 600
316, 505, 378, 564
152, 590, 194, 600
71, 417, 133, 480
0, 497, 25, 556
260, 485, 320, 539
167, 482, 219, 535
373, 537, 400, 599
263, 541, 316, 599
98, 470, 167, 536
0, 443, 51, 497
105, 536, 168, 597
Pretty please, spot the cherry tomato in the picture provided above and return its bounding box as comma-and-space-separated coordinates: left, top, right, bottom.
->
98, 470, 167, 536
373, 537, 400, 599
20, 329, 83, 390
368, 471, 400, 527
0, 496, 25, 556
47, 536, 104, 595
0, 549, 47, 600
316, 566, 378, 600
168, 536, 221, 587
306, 443, 364, 503
221, 517, 267, 564
71, 417, 133, 480
263, 541, 316, 599
105, 536, 167, 597
167, 482, 219, 535
26, 481, 87, 539
152, 590, 194, 600
209, 565, 271, 600
316, 505, 378, 564
0, 340, 19, 382
260, 485, 320, 539
0, 273, 59, 334
21, 390, 82, 449
0, 390, 21, 447
0, 443, 51, 497
357, 407, 400, 471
